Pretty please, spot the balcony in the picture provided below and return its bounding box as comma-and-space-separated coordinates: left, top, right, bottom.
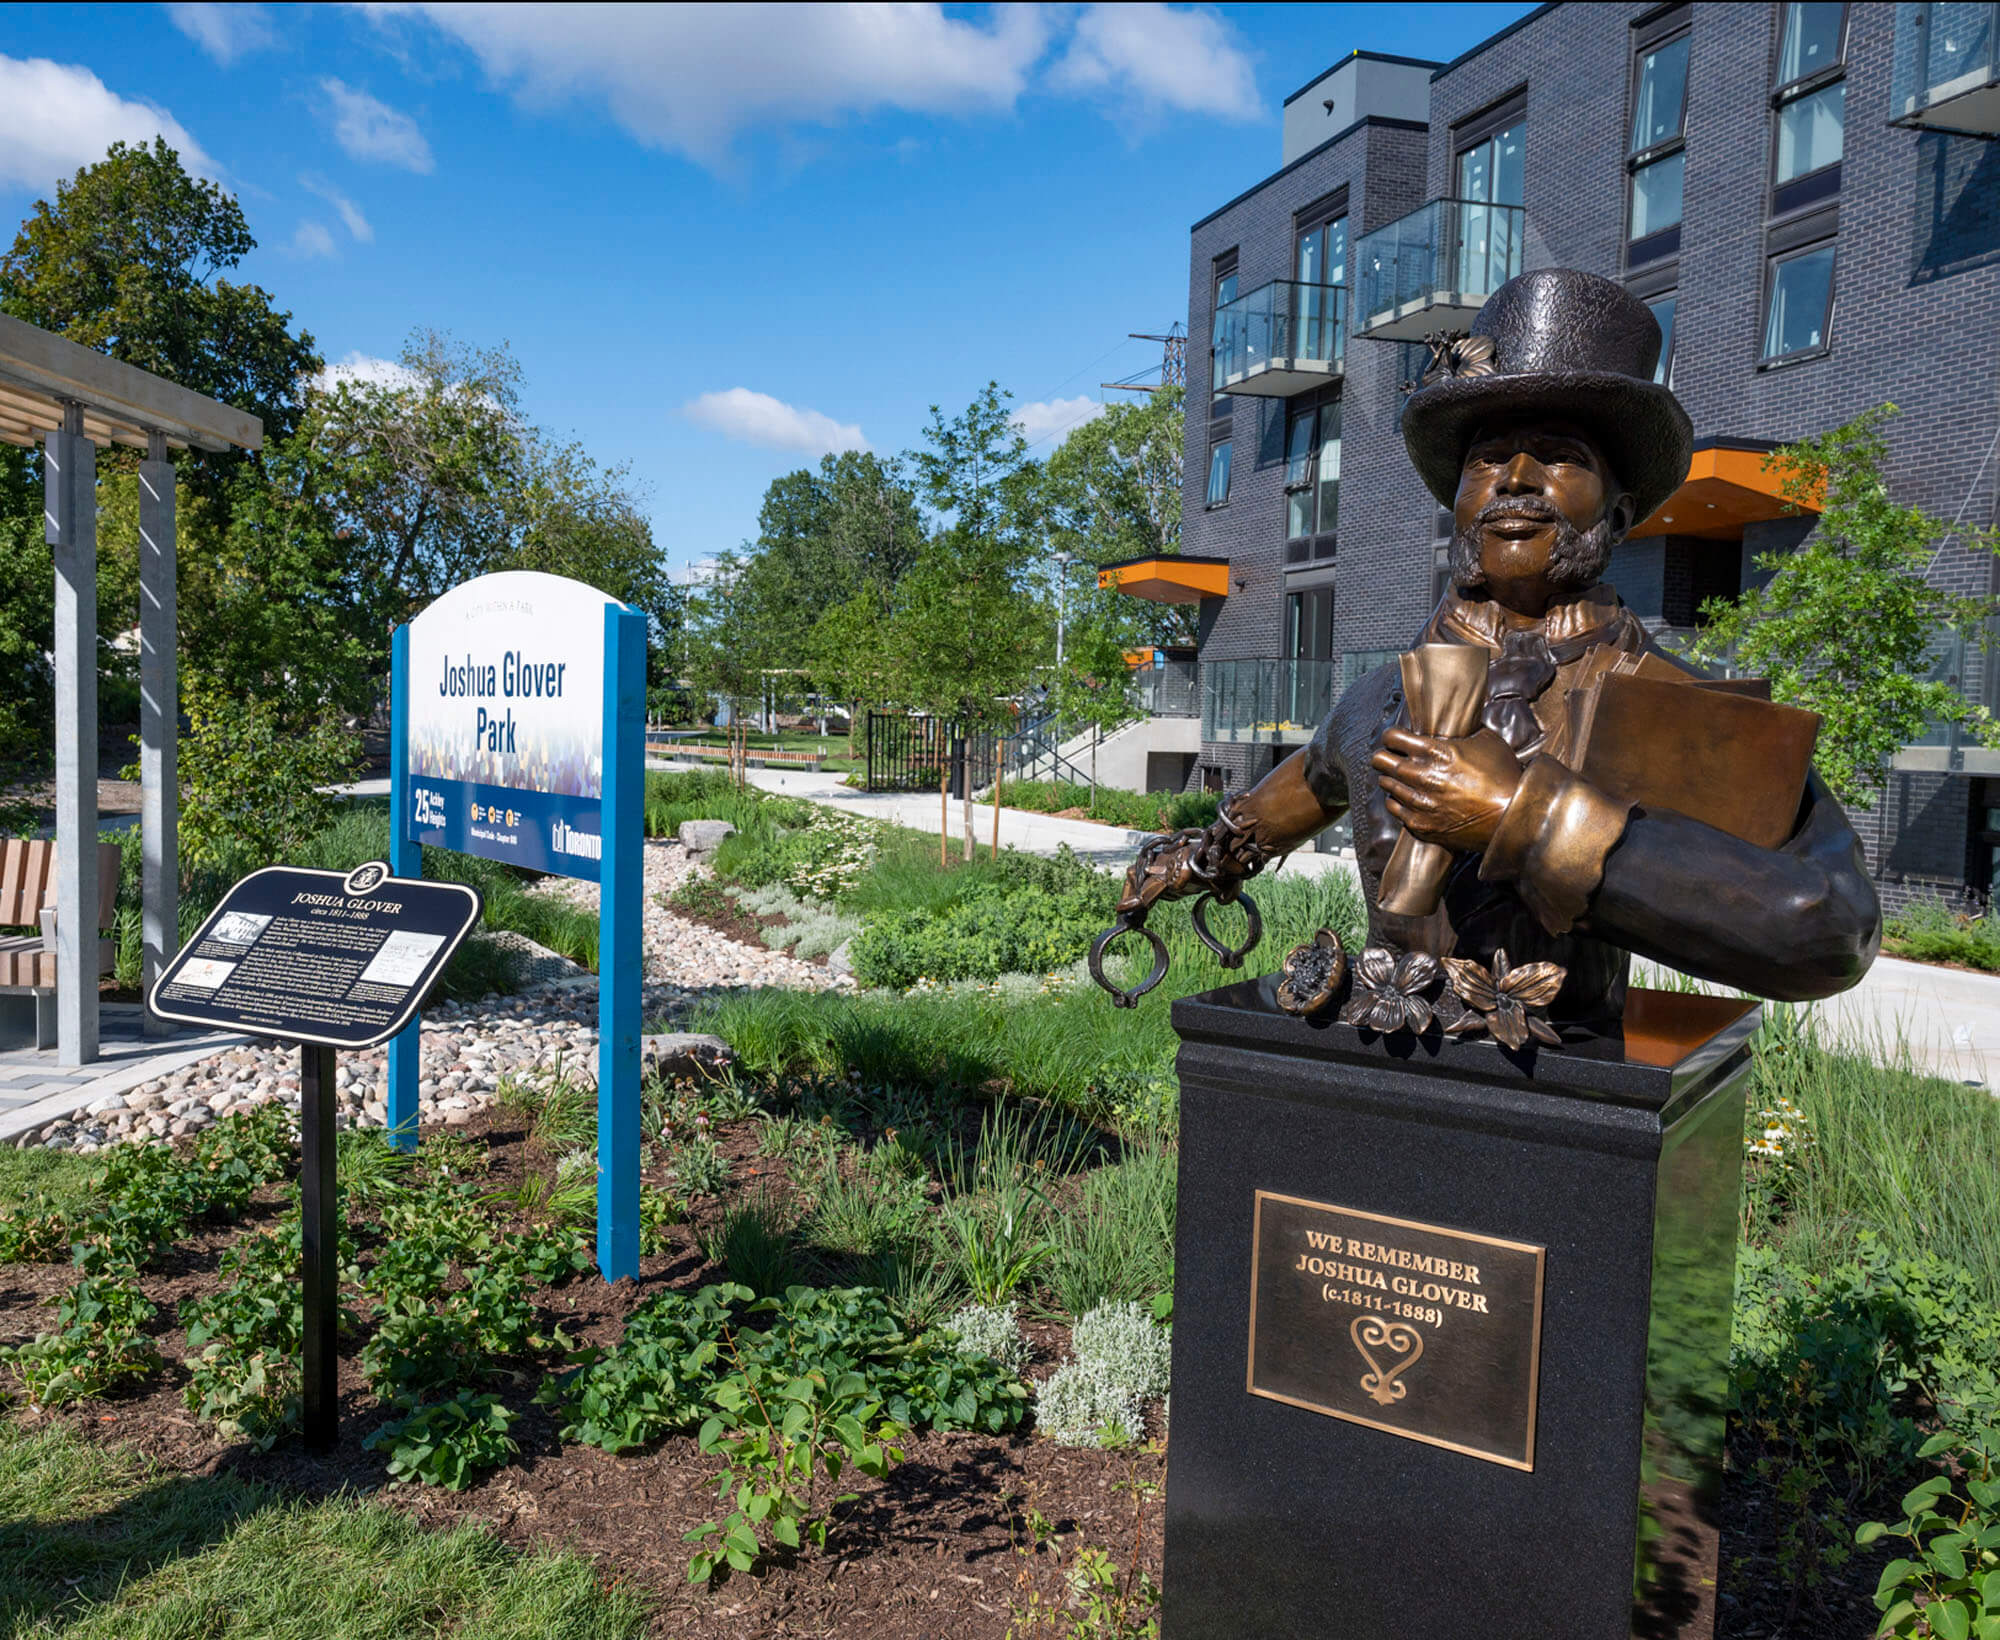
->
1892, 3, 2000, 135
1891, 620, 2000, 774
1134, 658, 1200, 718
1354, 198, 1526, 341
1203, 658, 1337, 745
1212, 280, 1347, 398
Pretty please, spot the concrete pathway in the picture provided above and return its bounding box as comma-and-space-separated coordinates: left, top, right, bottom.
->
0, 1004, 249, 1145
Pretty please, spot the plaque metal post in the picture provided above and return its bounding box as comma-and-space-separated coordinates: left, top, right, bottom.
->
596, 603, 645, 1282
300, 1039, 338, 1450
386, 622, 421, 1151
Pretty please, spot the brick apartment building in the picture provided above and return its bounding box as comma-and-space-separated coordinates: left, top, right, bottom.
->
1105, 2, 2000, 905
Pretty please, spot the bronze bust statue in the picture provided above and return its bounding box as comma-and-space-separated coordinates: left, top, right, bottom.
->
1109, 269, 1881, 1035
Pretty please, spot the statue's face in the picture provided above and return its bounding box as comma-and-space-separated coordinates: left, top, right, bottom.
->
1451, 419, 1632, 614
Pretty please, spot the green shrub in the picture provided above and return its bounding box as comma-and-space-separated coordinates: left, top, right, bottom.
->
1036, 1299, 1172, 1449
945, 1301, 1032, 1374
1857, 1423, 2000, 1638
1882, 894, 2000, 971
701, 1187, 800, 1297
9, 1276, 160, 1407
1000, 780, 1220, 832
184, 1344, 301, 1450
715, 807, 879, 899
365, 1391, 519, 1490
173, 683, 362, 871
849, 879, 1118, 989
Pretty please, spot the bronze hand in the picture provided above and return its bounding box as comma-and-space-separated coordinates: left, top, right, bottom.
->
1372, 727, 1524, 854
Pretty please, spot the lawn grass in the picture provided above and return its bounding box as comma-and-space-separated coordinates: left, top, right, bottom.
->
0, 1147, 94, 1219
0, 1420, 646, 1639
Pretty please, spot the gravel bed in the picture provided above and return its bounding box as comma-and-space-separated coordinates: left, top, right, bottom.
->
17, 840, 844, 1153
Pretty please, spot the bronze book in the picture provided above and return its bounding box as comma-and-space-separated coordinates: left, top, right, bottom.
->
1563, 670, 1818, 851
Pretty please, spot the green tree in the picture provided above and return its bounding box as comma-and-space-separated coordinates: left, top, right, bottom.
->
0, 138, 321, 460
1691, 407, 2000, 806
1043, 386, 1192, 649
806, 591, 898, 756
895, 385, 1050, 859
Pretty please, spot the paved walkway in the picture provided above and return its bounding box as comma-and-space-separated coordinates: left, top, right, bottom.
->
0, 1005, 249, 1144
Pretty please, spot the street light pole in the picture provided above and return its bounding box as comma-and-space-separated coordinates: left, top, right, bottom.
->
1054, 550, 1072, 677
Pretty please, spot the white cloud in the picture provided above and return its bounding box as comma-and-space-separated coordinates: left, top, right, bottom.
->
1050, 4, 1259, 121
301, 174, 373, 241
166, 3, 278, 65
319, 78, 433, 172
1013, 395, 1105, 448
360, 3, 1050, 166
313, 351, 422, 392
682, 388, 867, 456
0, 55, 220, 189
289, 221, 337, 258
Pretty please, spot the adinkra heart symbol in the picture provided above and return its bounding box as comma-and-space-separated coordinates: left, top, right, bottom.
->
1351, 1316, 1425, 1407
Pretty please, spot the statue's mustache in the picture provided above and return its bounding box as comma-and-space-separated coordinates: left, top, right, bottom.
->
1475, 499, 1566, 528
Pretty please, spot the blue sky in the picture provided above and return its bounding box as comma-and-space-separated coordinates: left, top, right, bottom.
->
0, 2, 1534, 573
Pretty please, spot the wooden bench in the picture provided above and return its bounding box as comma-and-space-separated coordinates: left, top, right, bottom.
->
646, 741, 825, 770
0, 839, 122, 1050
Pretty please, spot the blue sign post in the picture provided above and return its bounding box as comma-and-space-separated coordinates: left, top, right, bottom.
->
597, 604, 645, 1281
389, 571, 645, 1281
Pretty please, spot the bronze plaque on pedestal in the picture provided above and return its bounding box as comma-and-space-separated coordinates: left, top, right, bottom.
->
1247, 1192, 1546, 1470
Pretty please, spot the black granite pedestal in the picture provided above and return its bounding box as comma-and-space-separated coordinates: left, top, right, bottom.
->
1164, 979, 1758, 1640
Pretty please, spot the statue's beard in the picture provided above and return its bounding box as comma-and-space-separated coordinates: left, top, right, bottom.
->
1450, 502, 1618, 599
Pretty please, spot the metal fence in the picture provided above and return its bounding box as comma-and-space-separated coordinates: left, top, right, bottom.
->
863, 713, 999, 795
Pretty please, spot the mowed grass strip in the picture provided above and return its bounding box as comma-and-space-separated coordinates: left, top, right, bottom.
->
0, 1422, 645, 1640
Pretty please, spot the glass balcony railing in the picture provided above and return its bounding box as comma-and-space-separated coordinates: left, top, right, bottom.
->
1897, 621, 2000, 771
1134, 659, 1200, 718
1203, 658, 1338, 745
1211, 280, 1347, 398
1892, 3, 2000, 133
1354, 198, 1526, 341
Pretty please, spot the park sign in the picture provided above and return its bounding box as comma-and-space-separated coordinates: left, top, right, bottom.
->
148, 862, 480, 1049
404, 570, 620, 879
391, 569, 649, 1286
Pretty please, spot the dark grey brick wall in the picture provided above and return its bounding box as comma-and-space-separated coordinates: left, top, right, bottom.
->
1183, 2, 2000, 891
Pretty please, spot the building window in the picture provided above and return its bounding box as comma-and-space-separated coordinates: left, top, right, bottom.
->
1772, 3, 1847, 204
1295, 211, 1347, 368
1287, 588, 1333, 662
1776, 1, 1846, 86
1285, 400, 1341, 544
1762, 242, 1836, 361
1205, 439, 1232, 508
1455, 119, 1525, 296
1647, 293, 1678, 386
1628, 28, 1690, 258
1210, 256, 1239, 402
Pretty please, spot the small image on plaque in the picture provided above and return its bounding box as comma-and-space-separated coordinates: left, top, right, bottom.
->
358, 931, 447, 988
208, 911, 272, 947
175, 957, 237, 990
1247, 1192, 1546, 1469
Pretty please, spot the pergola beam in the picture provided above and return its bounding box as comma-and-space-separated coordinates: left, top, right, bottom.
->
0, 313, 259, 453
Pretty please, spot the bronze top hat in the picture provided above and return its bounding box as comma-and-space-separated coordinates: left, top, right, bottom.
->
1400, 268, 1694, 526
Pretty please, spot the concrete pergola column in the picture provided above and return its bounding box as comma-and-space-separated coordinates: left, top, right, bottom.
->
140, 430, 176, 1033
46, 403, 98, 1067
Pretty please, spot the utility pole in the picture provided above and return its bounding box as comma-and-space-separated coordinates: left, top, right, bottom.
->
1104, 323, 1187, 395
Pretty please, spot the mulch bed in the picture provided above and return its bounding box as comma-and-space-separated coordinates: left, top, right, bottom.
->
665, 895, 833, 971
0, 1107, 1163, 1639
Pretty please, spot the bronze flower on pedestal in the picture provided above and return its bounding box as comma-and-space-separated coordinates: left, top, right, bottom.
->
1275, 929, 1348, 1017
1442, 948, 1566, 1049
1340, 948, 1441, 1034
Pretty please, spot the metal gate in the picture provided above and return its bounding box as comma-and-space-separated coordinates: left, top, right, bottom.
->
864, 713, 999, 795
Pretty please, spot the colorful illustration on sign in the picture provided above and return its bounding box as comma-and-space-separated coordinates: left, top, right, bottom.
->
404, 570, 620, 879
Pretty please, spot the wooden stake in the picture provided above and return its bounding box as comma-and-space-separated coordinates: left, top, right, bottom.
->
992, 744, 1002, 861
